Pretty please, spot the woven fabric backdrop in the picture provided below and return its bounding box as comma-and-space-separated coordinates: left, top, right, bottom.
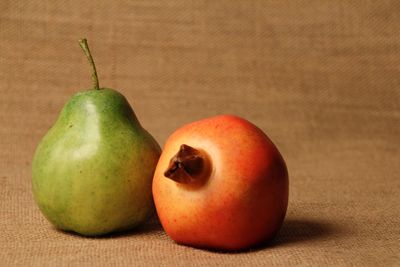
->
1, 1, 399, 266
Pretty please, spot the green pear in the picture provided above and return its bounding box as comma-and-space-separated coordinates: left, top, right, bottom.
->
32, 39, 161, 236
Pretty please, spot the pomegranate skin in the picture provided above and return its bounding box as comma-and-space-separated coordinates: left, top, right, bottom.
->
153, 115, 288, 251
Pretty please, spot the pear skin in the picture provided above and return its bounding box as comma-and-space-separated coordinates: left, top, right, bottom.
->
32, 39, 161, 236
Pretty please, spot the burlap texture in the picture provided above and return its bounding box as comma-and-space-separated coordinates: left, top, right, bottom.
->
1, 1, 399, 266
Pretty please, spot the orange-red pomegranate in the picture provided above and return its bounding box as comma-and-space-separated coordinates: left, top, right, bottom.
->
152, 115, 288, 251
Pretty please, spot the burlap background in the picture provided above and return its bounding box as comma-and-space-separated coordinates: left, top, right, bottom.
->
1, 1, 399, 266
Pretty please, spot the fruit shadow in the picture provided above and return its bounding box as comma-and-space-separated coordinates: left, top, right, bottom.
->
190, 218, 344, 254
268, 218, 342, 248
54, 215, 163, 239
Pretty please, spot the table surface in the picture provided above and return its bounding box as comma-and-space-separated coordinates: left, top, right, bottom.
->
1, 1, 399, 266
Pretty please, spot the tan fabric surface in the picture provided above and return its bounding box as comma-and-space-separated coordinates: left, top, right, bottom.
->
1, 1, 399, 266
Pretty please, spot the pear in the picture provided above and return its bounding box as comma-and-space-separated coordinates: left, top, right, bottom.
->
32, 39, 161, 236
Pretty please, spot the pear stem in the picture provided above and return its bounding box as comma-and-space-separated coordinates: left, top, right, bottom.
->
78, 38, 100, 90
